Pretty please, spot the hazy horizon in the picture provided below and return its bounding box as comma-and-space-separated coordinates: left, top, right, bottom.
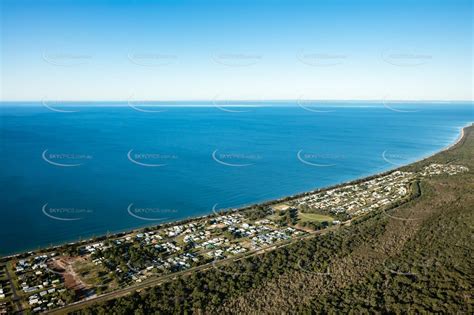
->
1, 99, 473, 104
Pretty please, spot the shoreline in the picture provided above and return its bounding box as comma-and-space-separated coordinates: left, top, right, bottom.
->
1, 122, 472, 260
417, 123, 467, 161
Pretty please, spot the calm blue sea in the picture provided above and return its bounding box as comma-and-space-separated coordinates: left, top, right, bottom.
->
0, 101, 472, 256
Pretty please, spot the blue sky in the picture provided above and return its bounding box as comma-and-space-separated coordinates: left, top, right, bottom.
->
1, 0, 472, 101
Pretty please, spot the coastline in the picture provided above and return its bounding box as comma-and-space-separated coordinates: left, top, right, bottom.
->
1, 122, 472, 260
414, 122, 469, 162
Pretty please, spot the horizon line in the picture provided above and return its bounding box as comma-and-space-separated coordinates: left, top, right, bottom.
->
1, 99, 473, 103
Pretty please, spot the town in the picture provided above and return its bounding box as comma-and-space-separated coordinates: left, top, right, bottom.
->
292, 170, 416, 217
0, 163, 468, 314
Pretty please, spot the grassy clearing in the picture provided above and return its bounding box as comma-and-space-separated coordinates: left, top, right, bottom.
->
298, 212, 333, 223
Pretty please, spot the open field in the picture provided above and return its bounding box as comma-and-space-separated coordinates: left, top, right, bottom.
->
297, 212, 333, 223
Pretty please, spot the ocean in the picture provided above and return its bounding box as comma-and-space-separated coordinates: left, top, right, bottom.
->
0, 101, 472, 256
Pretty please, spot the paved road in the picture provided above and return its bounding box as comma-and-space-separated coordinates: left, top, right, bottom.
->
46, 226, 341, 314
4, 263, 23, 314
